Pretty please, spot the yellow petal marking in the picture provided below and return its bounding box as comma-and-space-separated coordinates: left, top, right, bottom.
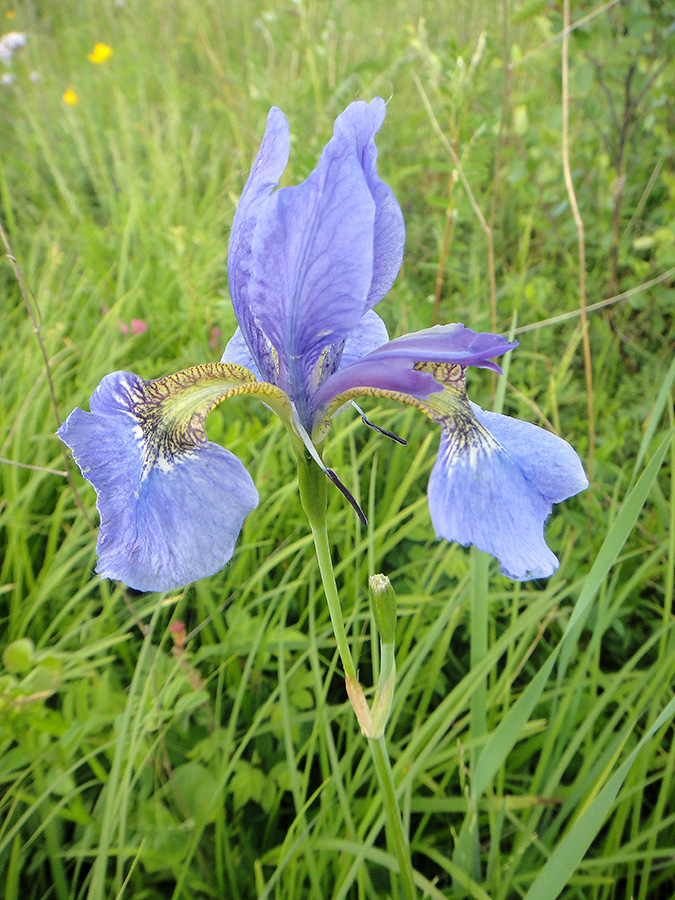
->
128, 363, 296, 477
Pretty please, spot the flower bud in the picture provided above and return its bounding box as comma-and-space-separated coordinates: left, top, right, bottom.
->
368, 574, 397, 645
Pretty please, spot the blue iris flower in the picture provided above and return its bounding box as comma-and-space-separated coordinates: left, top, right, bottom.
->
57, 99, 588, 592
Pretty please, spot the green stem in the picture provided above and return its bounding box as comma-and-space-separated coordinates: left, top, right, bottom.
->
378, 641, 396, 694
297, 455, 417, 899
368, 736, 418, 900
298, 451, 359, 681
310, 519, 358, 683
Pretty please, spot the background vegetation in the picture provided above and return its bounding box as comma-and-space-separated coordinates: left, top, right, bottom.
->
1, 0, 673, 898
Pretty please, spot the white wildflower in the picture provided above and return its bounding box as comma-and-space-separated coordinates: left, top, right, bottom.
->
0, 31, 27, 66
1, 71, 15, 86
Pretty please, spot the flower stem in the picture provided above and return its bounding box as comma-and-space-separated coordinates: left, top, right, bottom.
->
368, 736, 417, 900
309, 519, 358, 683
297, 455, 417, 899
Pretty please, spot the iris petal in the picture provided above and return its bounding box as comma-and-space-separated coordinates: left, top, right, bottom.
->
313, 324, 516, 413
364, 324, 517, 369
470, 404, 589, 504
221, 326, 263, 379
227, 107, 290, 383
338, 310, 390, 369
247, 118, 376, 408
332, 98, 406, 309
308, 331, 587, 577
428, 406, 587, 580
58, 370, 263, 591
227, 98, 405, 424
313, 310, 390, 392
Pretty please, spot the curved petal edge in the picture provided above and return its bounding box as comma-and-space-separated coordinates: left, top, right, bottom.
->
57, 371, 259, 592
428, 405, 588, 581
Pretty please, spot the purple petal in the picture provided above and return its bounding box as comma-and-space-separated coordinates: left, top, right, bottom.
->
339, 309, 390, 369
365, 324, 517, 369
57, 372, 258, 592
313, 324, 516, 411
428, 406, 588, 580
471, 404, 589, 503
221, 326, 262, 379
311, 310, 391, 392
247, 116, 377, 402
332, 99, 405, 309
227, 107, 290, 383
315, 356, 441, 408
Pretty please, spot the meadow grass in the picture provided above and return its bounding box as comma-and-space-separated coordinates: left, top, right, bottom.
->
1, 1, 674, 898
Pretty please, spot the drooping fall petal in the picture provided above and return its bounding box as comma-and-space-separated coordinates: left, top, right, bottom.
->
57, 365, 294, 591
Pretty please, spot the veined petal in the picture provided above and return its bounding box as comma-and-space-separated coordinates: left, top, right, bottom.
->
428, 404, 588, 580
57, 365, 294, 591
221, 326, 263, 379
419, 364, 587, 580
332, 98, 405, 309
339, 309, 390, 369
228, 107, 290, 383
310, 344, 587, 578
310, 310, 390, 394
312, 324, 516, 416
228, 99, 403, 424
365, 324, 516, 369
470, 404, 589, 504
247, 115, 377, 403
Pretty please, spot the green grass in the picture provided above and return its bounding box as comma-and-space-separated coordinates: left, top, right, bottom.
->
1, 0, 674, 898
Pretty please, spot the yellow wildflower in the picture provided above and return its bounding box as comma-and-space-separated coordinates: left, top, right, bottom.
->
62, 88, 78, 106
87, 43, 112, 64
5, 11, 15, 19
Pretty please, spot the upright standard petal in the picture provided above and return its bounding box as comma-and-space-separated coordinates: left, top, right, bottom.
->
57, 366, 277, 591
247, 114, 377, 411
221, 326, 263, 379
309, 310, 390, 394
227, 107, 290, 383
337, 310, 390, 369
332, 99, 406, 309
